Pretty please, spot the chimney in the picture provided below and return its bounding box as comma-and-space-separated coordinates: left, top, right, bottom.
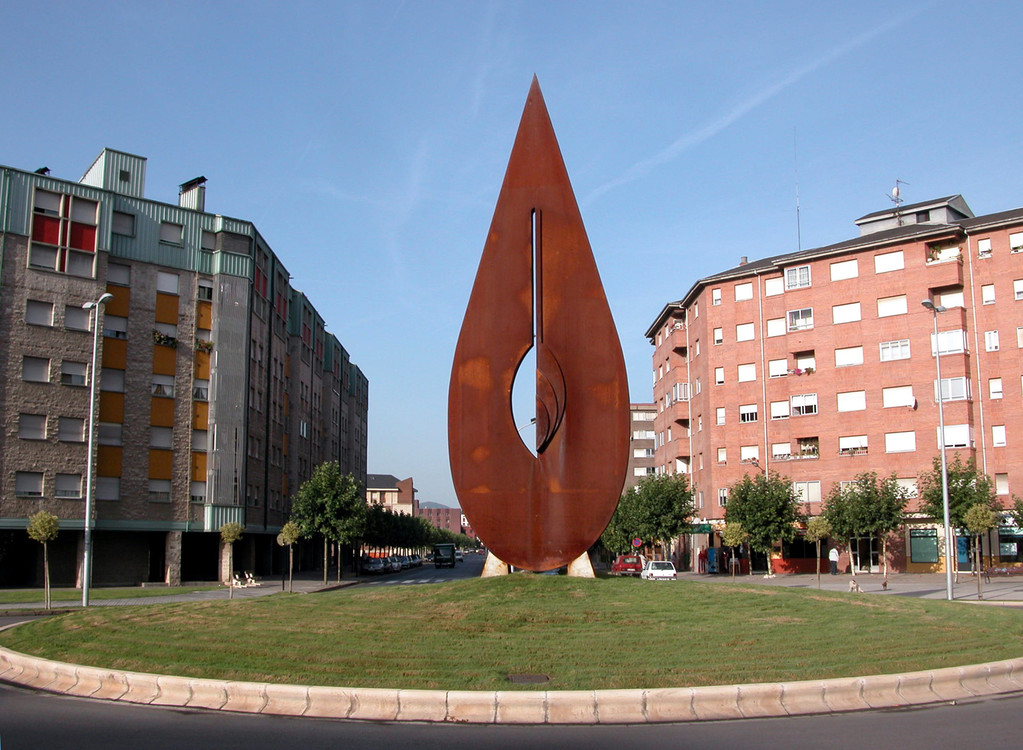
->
179, 176, 207, 212
739, 256, 748, 265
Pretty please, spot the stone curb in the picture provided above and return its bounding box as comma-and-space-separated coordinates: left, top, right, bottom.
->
2, 638, 1022, 724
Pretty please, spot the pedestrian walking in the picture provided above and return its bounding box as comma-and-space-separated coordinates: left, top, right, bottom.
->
829, 546, 839, 575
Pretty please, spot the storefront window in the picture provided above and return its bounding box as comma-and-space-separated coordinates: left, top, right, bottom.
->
909, 528, 938, 563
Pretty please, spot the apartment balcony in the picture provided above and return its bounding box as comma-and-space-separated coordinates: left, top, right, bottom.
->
924, 255, 964, 287
667, 398, 690, 425
666, 323, 688, 354
204, 504, 244, 531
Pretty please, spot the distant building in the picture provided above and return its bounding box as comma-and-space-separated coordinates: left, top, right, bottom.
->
625, 403, 657, 493
365, 474, 417, 516
0, 150, 368, 587
647, 194, 1023, 574
418, 501, 475, 540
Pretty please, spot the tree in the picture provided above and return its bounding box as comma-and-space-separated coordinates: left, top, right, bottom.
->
724, 472, 804, 576
804, 516, 831, 589
26, 511, 59, 610
721, 522, 747, 580
219, 521, 244, 599
291, 462, 367, 583
822, 472, 907, 577
276, 521, 301, 593
918, 454, 997, 580
964, 504, 998, 600
601, 474, 694, 561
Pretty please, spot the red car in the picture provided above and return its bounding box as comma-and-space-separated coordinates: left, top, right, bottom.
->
611, 554, 645, 576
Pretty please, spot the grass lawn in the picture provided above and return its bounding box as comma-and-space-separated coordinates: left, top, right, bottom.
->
2, 575, 1021, 691
0, 585, 221, 605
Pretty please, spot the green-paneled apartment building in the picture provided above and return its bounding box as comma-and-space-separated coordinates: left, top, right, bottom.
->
0, 149, 368, 586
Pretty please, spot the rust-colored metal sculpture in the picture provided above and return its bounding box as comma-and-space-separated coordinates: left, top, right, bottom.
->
448, 77, 630, 572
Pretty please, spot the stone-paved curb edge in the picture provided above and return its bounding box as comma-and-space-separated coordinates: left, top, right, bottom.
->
3, 636, 1022, 724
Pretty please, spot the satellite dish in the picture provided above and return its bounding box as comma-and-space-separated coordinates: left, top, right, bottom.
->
892, 185, 900, 199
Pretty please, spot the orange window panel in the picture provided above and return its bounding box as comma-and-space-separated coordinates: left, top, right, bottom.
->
196, 300, 213, 330
104, 285, 130, 317
97, 447, 123, 477
191, 452, 207, 481
193, 401, 209, 430
282, 476, 288, 495
150, 397, 176, 427
149, 449, 173, 479
102, 338, 127, 369
152, 345, 177, 375
155, 292, 179, 324
99, 392, 125, 423
194, 351, 210, 379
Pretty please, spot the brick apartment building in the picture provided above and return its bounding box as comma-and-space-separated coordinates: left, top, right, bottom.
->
365, 474, 418, 516
626, 403, 657, 493
647, 195, 1023, 574
0, 149, 368, 587
418, 502, 476, 540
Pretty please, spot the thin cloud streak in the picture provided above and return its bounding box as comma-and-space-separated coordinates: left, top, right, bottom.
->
584, 8, 924, 206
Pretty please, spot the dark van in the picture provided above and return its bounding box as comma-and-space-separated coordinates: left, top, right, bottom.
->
433, 543, 457, 568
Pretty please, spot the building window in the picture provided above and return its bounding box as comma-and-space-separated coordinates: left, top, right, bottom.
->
737, 363, 756, 382
768, 358, 788, 378
736, 322, 755, 342
874, 250, 904, 273
787, 308, 813, 331
22, 356, 50, 383
718, 488, 729, 507
877, 295, 908, 317
770, 400, 790, 420
834, 346, 863, 367
785, 265, 811, 289
148, 479, 172, 502
151, 426, 173, 448
885, 431, 916, 453
880, 339, 910, 361
193, 378, 210, 401
60, 361, 87, 386
103, 315, 128, 339
156, 271, 179, 294
982, 284, 996, 305
64, 305, 90, 331
98, 423, 122, 445
112, 211, 135, 236
715, 367, 725, 385
836, 391, 866, 412
839, 435, 868, 455
201, 231, 216, 251
55, 473, 82, 499
939, 289, 965, 309
829, 302, 859, 325
1013, 279, 1023, 301
711, 288, 721, 305
15, 471, 44, 497
977, 238, 992, 258
739, 404, 758, 423
931, 330, 967, 355
996, 473, 1010, 495
29, 189, 97, 278
985, 330, 1000, 352
764, 277, 784, 296
101, 368, 125, 392
151, 374, 176, 398
793, 481, 822, 503
794, 351, 816, 371
766, 317, 785, 337
830, 259, 858, 281
941, 424, 972, 449
193, 429, 208, 452
927, 243, 961, 263
18, 414, 46, 440
159, 221, 184, 245
197, 280, 214, 300
97, 477, 120, 501
108, 263, 131, 285
713, 327, 723, 345
25, 299, 54, 326
882, 385, 915, 408
58, 417, 85, 442
740, 445, 759, 463
717, 447, 727, 464
716, 407, 725, 425
936, 377, 970, 402
797, 437, 819, 458
772, 442, 791, 458
735, 282, 753, 301
993, 425, 1007, 447
990, 378, 1003, 400
910, 529, 939, 563
791, 393, 817, 416
1010, 232, 1023, 253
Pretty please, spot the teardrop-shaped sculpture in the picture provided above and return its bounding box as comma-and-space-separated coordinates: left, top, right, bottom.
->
448, 77, 630, 572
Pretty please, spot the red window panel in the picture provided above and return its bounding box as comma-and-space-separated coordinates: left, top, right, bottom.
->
32, 214, 62, 245
69, 222, 97, 251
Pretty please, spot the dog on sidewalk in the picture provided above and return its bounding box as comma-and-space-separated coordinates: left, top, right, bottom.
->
848, 579, 863, 593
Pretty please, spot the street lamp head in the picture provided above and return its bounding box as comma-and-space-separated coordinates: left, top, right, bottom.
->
83, 293, 114, 310
921, 299, 946, 313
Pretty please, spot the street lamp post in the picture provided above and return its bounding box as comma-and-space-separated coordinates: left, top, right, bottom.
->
922, 299, 954, 601
82, 292, 113, 607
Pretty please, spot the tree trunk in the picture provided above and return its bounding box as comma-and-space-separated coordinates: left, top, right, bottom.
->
815, 540, 821, 589
228, 543, 234, 599
848, 539, 855, 575
881, 535, 888, 578
976, 534, 984, 600
322, 537, 328, 585
337, 542, 342, 582
288, 546, 294, 593
43, 542, 51, 610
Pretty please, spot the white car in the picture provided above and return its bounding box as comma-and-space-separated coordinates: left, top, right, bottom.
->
641, 560, 677, 580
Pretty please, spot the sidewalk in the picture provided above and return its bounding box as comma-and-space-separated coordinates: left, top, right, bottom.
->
0, 573, 356, 613
676, 570, 1023, 603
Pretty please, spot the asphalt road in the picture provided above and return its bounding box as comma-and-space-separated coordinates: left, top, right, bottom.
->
2, 681, 1023, 749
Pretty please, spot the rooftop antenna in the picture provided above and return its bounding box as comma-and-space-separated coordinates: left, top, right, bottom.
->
890, 179, 909, 225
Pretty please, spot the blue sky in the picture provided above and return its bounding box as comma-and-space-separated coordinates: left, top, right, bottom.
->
4, 1, 1022, 508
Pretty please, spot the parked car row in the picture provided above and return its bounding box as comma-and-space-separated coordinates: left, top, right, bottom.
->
360, 554, 423, 575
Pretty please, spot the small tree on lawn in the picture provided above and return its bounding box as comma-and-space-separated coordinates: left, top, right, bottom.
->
291, 462, 367, 583
964, 503, 998, 600
918, 454, 997, 581
822, 472, 907, 578
27, 511, 59, 610
804, 515, 831, 589
276, 520, 301, 593
219, 521, 244, 598
724, 472, 804, 576
721, 522, 747, 580
601, 474, 694, 563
